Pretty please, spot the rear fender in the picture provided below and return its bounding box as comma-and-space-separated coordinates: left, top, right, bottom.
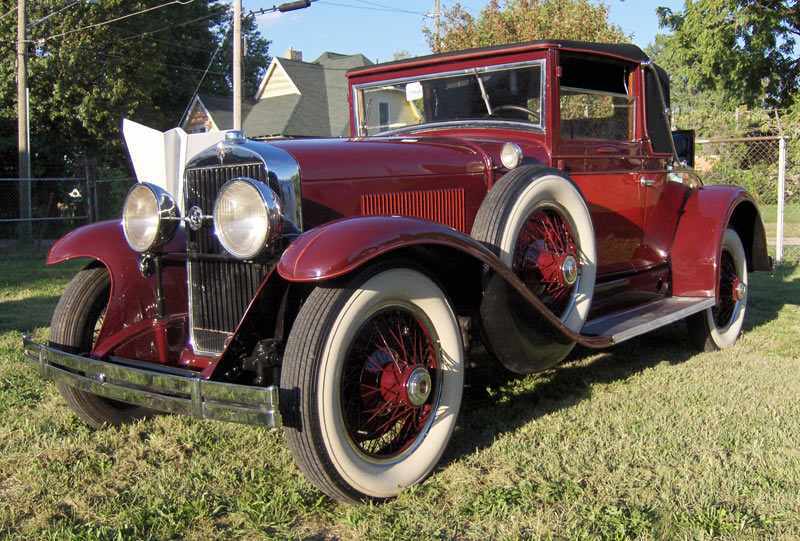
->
275, 216, 611, 349
47, 220, 188, 363
671, 186, 771, 298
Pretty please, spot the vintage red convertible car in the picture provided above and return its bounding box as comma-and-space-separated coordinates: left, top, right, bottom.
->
23, 40, 770, 503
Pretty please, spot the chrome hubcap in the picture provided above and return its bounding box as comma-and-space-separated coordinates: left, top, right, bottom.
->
733, 280, 747, 302
561, 255, 579, 286
405, 366, 432, 407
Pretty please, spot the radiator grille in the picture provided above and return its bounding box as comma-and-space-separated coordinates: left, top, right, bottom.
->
185, 163, 271, 355
360, 188, 466, 232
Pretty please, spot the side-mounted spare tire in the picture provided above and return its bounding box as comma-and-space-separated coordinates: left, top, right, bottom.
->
471, 165, 597, 374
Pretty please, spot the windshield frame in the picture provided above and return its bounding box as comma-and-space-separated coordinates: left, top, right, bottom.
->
352, 58, 547, 137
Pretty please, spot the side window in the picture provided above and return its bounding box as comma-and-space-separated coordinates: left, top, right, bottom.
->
559, 55, 635, 141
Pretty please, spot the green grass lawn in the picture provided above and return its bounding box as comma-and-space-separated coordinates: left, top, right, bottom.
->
1, 250, 799, 540
761, 204, 800, 238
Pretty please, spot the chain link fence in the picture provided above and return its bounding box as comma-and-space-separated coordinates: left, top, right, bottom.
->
695, 135, 798, 263
0, 177, 134, 250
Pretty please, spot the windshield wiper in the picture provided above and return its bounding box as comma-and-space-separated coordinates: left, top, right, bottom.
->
474, 69, 493, 115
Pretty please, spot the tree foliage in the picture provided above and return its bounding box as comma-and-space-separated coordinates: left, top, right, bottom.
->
0, 0, 271, 176
424, 0, 628, 53
652, 0, 798, 109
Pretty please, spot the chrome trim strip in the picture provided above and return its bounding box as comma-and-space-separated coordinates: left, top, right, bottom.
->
611, 298, 714, 344
352, 59, 547, 136
21, 336, 282, 427
376, 120, 545, 137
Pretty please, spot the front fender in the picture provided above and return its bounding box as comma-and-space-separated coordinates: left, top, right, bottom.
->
277, 216, 610, 349
48, 220, 188, 363
671, 186, 770, 298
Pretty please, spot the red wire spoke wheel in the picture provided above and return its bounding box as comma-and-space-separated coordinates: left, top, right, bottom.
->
688, 228, 749, 351
512, 206, 580, 317
281, 266, 464, 503
341, 307, 439, 460
713, 249, 743, 328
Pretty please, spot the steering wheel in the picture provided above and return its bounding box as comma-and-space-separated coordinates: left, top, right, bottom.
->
490, 105, 538, 118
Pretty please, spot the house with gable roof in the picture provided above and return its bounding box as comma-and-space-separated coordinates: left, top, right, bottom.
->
181, 49, 373, 139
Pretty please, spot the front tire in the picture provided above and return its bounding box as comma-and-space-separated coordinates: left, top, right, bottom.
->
280, 266, 464, 503
50, 267, 152, 428
687, 229, 749, 351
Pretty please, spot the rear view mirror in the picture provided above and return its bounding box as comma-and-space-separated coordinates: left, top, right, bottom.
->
672, 129, 695, 168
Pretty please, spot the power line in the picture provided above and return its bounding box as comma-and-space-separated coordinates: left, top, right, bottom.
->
0, 6, 16, 20
34, 0, 199, 42
179, 21, 233, 125
317, 0, 430, 16
29, 0, 82, 27
351, 0, 409, 10
98, 50, 227, 75
117, 11, 226, 43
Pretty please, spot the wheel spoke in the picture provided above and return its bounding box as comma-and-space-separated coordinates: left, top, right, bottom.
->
340, 307, 438, 459
513, 207, 580, 317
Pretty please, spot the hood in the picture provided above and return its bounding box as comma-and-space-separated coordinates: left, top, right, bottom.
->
268, 136, 489, 183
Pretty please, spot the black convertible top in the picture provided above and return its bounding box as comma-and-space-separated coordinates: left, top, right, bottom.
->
348, 40, 651, 75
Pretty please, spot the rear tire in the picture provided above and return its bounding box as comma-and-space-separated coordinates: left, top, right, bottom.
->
687, 229, 749, 351
280, 266, 464, 503
50, 267, 152, 428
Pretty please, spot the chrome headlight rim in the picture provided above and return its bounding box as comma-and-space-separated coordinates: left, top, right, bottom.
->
122, 182, 181, 253
213, 177, 283, 260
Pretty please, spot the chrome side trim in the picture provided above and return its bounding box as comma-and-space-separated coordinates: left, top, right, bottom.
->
21, 336, 281, 427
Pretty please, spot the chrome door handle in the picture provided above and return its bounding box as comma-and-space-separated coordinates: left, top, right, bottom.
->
640, 177, 657, 187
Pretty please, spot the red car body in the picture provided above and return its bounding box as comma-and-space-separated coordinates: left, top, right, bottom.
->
26, 39, 772, 502
45, 40, 768, 379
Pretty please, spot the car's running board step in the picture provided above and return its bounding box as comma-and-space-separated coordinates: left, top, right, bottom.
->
581, 297, 716, 344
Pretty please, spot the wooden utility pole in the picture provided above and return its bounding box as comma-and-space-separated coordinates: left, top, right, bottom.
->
233, 0, 242, 131
433, 0, 441, 52
17, 0, 32, 242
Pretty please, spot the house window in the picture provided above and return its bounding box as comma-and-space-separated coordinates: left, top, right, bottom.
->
379, 102, 390, 130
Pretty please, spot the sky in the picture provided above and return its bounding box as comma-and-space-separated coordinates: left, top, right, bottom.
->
250, 0, 686, 65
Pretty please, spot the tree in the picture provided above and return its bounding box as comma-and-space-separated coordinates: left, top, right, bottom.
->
0, 0, 271, 177
653, 0, 798, 109
424, 0, 628, 54
204, 12, 271, 98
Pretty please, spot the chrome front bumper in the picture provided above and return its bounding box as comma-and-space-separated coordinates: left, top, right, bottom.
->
21, 336, 281, 427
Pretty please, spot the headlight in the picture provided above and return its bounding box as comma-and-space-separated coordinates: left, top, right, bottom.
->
500, 142, 523, 169
122, 183, 180, 253
213, 178, 282, 260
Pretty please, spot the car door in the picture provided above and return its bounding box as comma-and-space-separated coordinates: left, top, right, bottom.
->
554, 54, 645, 277
637, 67, 692, 270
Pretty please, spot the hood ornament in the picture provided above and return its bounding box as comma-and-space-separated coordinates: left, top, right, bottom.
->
216, 142, 229, 165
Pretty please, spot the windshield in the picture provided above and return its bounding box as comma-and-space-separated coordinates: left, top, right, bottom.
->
356, 62, 544, 136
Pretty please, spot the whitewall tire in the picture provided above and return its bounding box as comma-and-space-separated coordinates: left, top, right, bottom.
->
688, 228, 749, 351
280, 266, 464, 503
471, 165, 597, 373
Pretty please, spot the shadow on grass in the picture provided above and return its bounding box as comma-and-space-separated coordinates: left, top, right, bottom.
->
0, 295, 60, 333
445, 261, 799, 465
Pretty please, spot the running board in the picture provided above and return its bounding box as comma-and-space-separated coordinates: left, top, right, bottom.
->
581, 297, 716, 344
